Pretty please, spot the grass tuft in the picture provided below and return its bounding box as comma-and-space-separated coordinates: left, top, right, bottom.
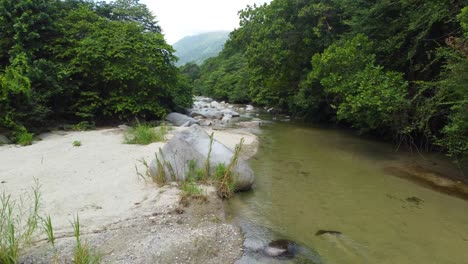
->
42, 215, 55, 248
0, 180, 41, 264
215, 138, 244, 199
124, 124, 168, 145
16, 132, 34, 146
71, 215, 101, 264
71, 121, 95, 131
73, 140, 82, 147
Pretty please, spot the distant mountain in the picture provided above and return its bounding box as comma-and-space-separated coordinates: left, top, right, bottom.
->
173, 31, 230, 66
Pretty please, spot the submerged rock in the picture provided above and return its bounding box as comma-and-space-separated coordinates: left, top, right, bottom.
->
264, 239, 297, 258
165, 113, 199, 127
315, 230, 342, 236
149, 125, 254, 191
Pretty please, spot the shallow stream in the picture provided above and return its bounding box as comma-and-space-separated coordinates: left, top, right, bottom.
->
227, 122, 468, 264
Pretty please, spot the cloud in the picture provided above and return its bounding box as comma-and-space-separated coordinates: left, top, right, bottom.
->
141, 0, 271, 44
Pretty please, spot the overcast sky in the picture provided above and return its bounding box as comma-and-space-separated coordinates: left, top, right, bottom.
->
141, 0, 272, 44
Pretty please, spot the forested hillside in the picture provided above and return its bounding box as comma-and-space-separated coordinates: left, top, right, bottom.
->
192, 0, 468, 160
0, 0, 192, 142
173, 31, 229, 66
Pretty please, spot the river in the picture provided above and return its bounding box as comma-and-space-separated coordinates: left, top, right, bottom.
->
227, 121, 468, 264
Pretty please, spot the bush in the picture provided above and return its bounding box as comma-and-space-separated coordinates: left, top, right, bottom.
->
71, 122, 95, 131
124, 124, 167, 145
73, 140, 82, 147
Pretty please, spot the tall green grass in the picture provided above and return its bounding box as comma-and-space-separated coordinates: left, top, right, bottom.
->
71, 215, 101, 264
0, 181, 40, 264
124, 124, 168, 145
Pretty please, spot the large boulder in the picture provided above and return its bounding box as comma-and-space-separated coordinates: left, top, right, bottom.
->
149, 125, 254, 191
220, 109, 240, 117
189, 108, 223, 119
165, 112, 199, 127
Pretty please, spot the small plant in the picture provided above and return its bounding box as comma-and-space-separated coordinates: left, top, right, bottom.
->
42, 215, 55, 248
0, 181, 41, 264
187, 160, 204, 182
136, 149, 169, 186
73, 140, 82, 147
71, 215, 100, 264
16, 131, 34, 146
203, 133, 214, 181
215, 138, 244, 199
180, 181, 203, 197
124, 124, 167, 145
72, 121, 95, 131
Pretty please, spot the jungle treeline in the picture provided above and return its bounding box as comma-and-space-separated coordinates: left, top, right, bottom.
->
0, 0, 192, 140
185, 0, 467, 160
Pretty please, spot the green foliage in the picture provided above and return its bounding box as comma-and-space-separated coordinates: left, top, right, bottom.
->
192, 0, 466, 159
300, 35, 408, 131
124, 124, 167, 145
0, 0, 191, 136
72, 122, 95, 131
16, 131, 34, 146
73, 141, 82, 147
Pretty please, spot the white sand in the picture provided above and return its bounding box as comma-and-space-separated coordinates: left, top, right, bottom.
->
0, 126, 257, 234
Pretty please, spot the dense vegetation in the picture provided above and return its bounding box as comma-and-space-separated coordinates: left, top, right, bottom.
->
173, 31, 229, 66
0, 0, 192, 141
191, 0, 468, 161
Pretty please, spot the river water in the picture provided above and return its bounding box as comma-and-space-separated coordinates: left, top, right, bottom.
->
227, 122, 468, 264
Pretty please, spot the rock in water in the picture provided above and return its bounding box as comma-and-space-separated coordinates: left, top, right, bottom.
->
315, 230, 342, 236
264, 239, 297, 258
149, 125, 254, 191
165, 112, 199, 127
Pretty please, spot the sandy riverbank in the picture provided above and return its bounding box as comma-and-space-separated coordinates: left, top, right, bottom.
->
0, 126, 258, 263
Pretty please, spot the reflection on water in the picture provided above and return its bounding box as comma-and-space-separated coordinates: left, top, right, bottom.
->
227, 122, 468, 264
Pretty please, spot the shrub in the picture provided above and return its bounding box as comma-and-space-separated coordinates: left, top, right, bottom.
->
73, 141, 82, 147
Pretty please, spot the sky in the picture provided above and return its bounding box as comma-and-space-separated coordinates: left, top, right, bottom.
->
141, 0, 272, 44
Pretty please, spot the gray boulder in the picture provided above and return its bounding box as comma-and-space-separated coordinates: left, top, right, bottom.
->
0, 135, 10, 145
190, 108, 223, 119
165, 113, 199, 127
149, 125, 254, 191
220, 109, 240, 117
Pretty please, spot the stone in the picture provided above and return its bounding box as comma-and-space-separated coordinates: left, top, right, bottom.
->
246, 105, 254, 112
190, 109, 223, 120
0, 135, 10, 145
220, 109, 240, 117
165, 113, 199, 127
264, 239, 297, 258
149, 125, 254, 191
210, 101, 220, 108
222, 114, 232, 123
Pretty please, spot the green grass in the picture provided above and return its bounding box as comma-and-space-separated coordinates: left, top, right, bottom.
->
180, 181, 203, 197
73, 140, 82, 147
42, 215, 55, 248
124, 124, 168, 145
16, 132, 34, 146
71, 215, 101, 264
0, 181, 41, 264
214, 138, 244, 199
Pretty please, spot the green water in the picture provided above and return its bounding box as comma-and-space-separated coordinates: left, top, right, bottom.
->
228, 122, 468, 264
